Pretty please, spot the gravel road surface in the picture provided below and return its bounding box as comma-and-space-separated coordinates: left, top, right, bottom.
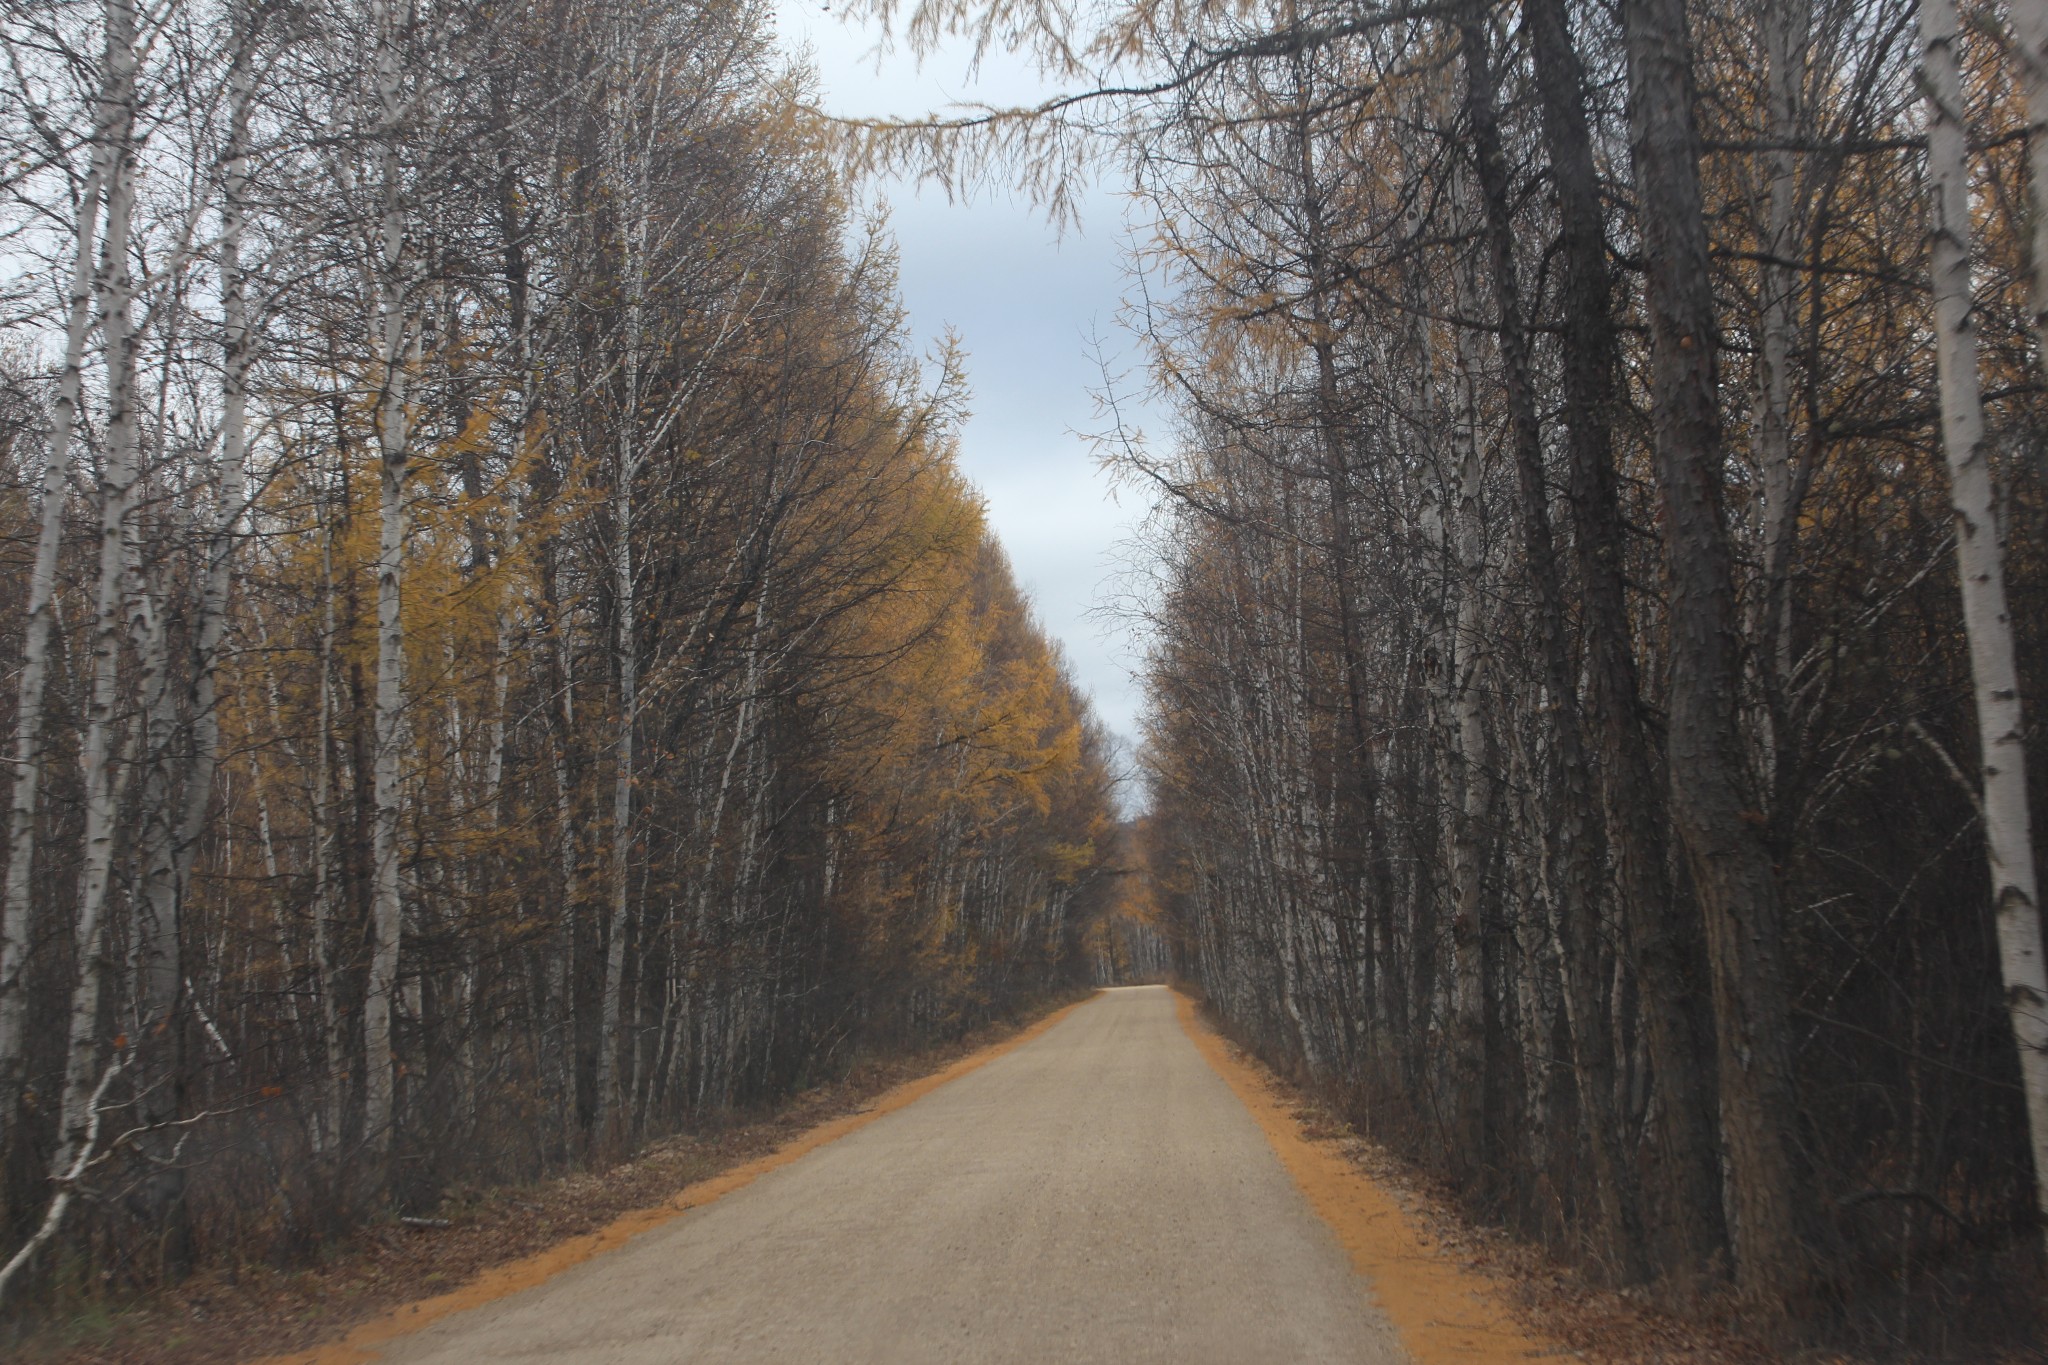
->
372, 985, 1408, 1363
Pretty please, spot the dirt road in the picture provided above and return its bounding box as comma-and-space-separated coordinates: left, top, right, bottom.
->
368, 985, 1408, 1363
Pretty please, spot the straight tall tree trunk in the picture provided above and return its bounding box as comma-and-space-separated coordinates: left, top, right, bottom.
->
313, 529, 347, 1158
363, 0, 415, 1182
596, 482, 636, 1138
1462, 11, 1649, 1283
595, 61, 650, 1135
1524, 0, 1728, 1277
1752, 0, 1809, 701
548, 591, 582, 1140
1620, 0, 1813, 1308
1442, 195, 1498, 1192
52, 0, 141, 1206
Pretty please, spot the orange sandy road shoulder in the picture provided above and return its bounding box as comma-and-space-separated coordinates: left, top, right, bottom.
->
1173, 990, 1560, 1364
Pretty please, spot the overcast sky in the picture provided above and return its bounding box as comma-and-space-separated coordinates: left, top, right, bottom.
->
768, 1, 1165, 770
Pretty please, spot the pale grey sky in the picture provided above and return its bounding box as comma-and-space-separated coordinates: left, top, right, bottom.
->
769, 1, 1162, 759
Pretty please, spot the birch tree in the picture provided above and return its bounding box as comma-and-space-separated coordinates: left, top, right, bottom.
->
0, 15, 107, 1146
1919, 0, 2048, 1250
48, 0, 143, 1250
361, 0, 420, 1177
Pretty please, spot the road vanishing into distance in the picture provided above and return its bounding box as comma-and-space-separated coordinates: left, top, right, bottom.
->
368, 986, 1409, 1364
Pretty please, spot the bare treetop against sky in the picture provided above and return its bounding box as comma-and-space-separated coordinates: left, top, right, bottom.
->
770, 0, 1159, 751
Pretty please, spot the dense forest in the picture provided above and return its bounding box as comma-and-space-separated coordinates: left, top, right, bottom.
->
0, 0, 1121, 1312
10, 0, 2048, 1345
851, 0, 2048, 1341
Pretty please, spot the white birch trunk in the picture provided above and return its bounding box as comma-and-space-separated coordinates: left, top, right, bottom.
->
53, 0, 141, 1188
0, 1059, 121, 1310
594, 332, 640, 1140
1447, 231, 1493, 1159
363, 0, 414, 1174
1921, 0, 2048, 1247
128, 500, 180, 1165
0, 77, 111, 1142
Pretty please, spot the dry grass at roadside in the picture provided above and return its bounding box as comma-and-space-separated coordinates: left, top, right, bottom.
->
6, 992, 1090, 1365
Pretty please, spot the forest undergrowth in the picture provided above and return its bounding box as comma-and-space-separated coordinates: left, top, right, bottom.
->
1198, 999, 2048, 1364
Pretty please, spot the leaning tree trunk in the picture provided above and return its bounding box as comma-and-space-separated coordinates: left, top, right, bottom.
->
1924, 0, 2048, 1252
1620, 0, 1813, 1310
